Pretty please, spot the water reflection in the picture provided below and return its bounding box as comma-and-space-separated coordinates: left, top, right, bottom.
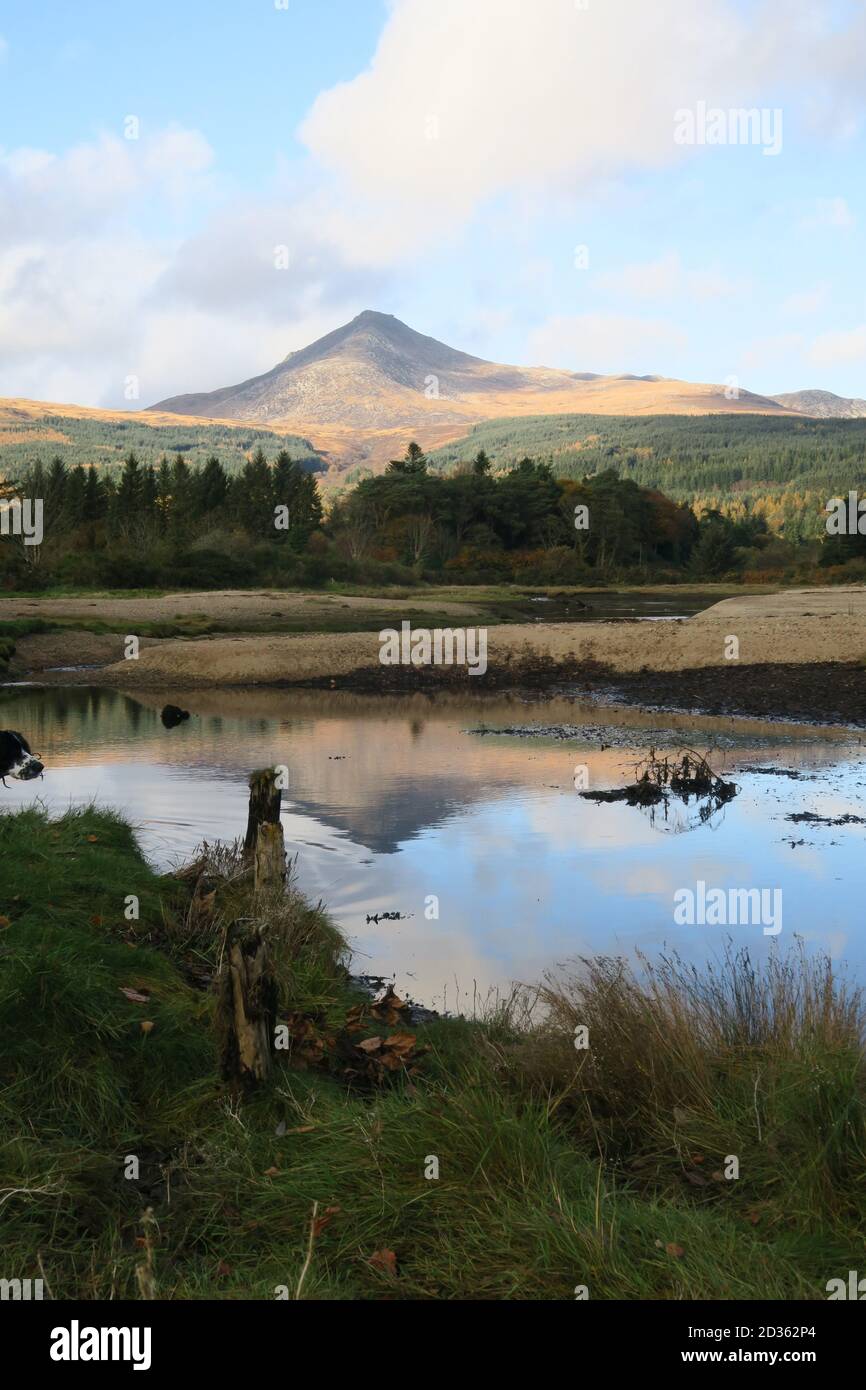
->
1, 683, 864, 1009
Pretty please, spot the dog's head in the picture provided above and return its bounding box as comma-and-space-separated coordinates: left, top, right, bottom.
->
0, 730, 44, 782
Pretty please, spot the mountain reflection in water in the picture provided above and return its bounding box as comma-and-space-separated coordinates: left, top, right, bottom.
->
2, 683, 864, 1011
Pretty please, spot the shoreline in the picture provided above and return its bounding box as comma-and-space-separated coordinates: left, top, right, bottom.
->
4, 584, 866, 728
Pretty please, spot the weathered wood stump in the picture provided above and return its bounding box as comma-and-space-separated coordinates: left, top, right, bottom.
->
254, 821, 287, 893
244, 768, 283, 862
217, 769, 286, 1088
218, 919, 277, 1088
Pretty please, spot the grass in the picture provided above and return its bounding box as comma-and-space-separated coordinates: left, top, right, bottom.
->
1, 805, 863, 1300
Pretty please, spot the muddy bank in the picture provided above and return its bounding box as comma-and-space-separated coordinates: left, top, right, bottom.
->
585, 662, 866, 729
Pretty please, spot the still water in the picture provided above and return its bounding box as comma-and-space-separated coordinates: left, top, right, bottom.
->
2, 684, 864, 1009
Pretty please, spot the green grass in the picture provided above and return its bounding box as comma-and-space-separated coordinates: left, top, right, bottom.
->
1, 806, 863, 1300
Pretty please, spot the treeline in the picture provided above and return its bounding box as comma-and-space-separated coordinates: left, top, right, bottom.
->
0, 448, 322, 589
326, 444, 780, 584
0, 440, 860, 591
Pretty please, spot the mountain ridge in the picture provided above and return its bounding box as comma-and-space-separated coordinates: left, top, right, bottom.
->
769, 389, 866, 419
148, 310, 798, 471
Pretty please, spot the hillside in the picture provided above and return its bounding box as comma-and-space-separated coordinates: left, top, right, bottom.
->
770, 389, 866, 419
149, 310, 797, 473
0, 398, 322, 476
428, 412, 866, 504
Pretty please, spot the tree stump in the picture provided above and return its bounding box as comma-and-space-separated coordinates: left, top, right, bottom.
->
218, 920, 277, 1088
244, 768, 282, 863
255, 821, 286, 893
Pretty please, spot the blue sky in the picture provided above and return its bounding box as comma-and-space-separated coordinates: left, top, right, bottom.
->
0, 0, 864, 408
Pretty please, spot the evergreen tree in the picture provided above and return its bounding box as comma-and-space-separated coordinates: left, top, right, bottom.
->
197, 455, 229, 516
472, 449, 492, 476
236, 446, 273, 536
388, 442, 428, 476
65, 464, 87, 529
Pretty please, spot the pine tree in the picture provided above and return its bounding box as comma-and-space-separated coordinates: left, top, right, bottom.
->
197, 455, 229, 515
237, 446, 273, 536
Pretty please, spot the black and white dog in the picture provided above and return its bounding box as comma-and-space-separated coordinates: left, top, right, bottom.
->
0, 731, 44, 786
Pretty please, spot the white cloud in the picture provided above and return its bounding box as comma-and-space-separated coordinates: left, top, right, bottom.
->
528, 312, 687, 375
597, 252, 742, 303
301, 0, 749, 248
809, 326, 866, 366
300, 0, 866, 257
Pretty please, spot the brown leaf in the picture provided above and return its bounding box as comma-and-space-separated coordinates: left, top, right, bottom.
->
358, 1036, 383, 1053
371, 986, 408, 1026
0, 916, 10, 929
120, 987, 150, 1004
665, 1242, 685, 1258
264, 1166, 280, 1178
284, 1125, 316, 1135
312, 1205, 341, 1238
216, 1260, 232, 1277
382, 1032, 417, 1055
368, 1248, 397, 1278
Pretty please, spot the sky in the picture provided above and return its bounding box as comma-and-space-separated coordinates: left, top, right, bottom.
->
0, 0, 865, 409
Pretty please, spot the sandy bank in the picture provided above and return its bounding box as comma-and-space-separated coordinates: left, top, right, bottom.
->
84, 586, 865, 689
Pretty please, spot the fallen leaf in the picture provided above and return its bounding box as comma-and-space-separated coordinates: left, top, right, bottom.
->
382, 1032, 417, 1055
312, 1205, 341, 1238
139, 1020, 155, 1035
665, 1242, 685, 1258
120, 987, 150, 1004
264, 1166, 280, 1178
285, 1125, 316, 1135
86, 835, 99, 843
368, 1248, 397, 1278
0, 916, 10, 929
358, 1036, 383, 1054
216, 1260, 232, 1277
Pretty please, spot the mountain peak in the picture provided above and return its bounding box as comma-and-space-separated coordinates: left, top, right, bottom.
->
148, 310, 794, 470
